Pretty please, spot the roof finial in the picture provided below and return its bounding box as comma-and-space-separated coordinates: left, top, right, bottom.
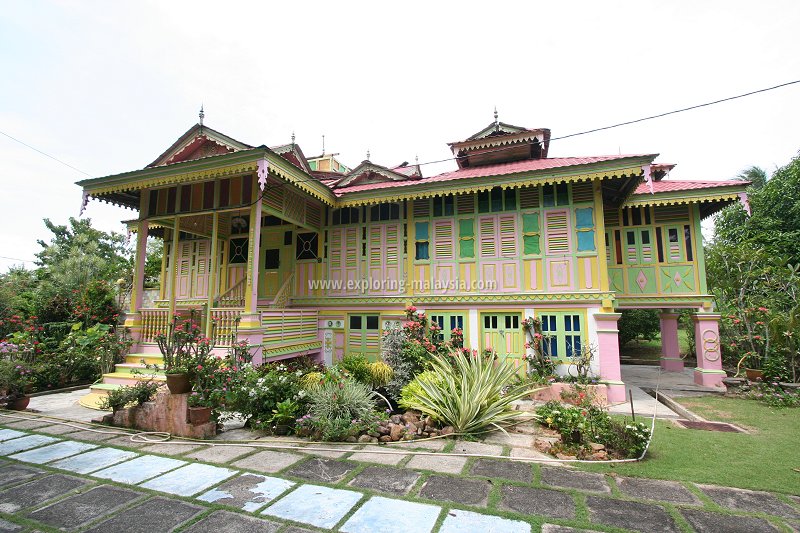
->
199, 104, 205, 127
415, 154, 419, 165
291, 131, 296, 146
494, 106, 499, 130
366, 148, 371, 161
322, 134, 325, 155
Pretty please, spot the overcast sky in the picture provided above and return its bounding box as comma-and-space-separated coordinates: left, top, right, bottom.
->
1, 0, 799, 272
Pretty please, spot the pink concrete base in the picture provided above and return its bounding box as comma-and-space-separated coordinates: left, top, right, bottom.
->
660, 358, 685, 372
530, 383, 608, 406
106, 390, 216, 439
694, 369, 726, 388
606, 383, 626, 403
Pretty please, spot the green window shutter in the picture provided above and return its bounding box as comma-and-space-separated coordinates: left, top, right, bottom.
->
459, 219, 474, 237
460, 238, 475, 258
523, 235, 540, 255
415, 222, 429, 240
522, 213, 539, 233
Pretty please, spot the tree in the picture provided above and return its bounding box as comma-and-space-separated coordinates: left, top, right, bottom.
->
735, 165, 768, 191
617, 309, 660, 346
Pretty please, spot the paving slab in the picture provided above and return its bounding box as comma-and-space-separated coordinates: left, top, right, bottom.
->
299, 444, 358, 459
0, 464, 45, 485
140, 442, 208, 456
348, 445, 408, 465
286, 457, 357, 483
482, 432, 536, 449
0, 518, 21, 533
470, 458, 533, 483
139, 462, 237, 496
586, 496, 681, 533
9, 440, 97, 464
1, 419, 52, 430
439, 508, 531, 533
541, 525, 603, 533
50, 447, 138, 474
341, 495, 441, 533
67, 430, 119, 442
0, 474, 90, 513
232, 449, 304, 473
698, 484, 800, 520
0, 429, 26, 441
349, 466, 421, 495
0, 434, 59, 456
182, 509, 282, 533
103, 435, 153, 447
198, 472, 295, 511
84, 496, 204, 533
35, 424, 82, 435
419, 475, 491, 506
384, 439, 447, 451
93, 455, 186, 484
183, 444, 256, 463
615, 476, 702, 505
500, 485, 576, 520
25, 484, 142, 529
282, 528, 318, 533
262, 484, 363, 529
540, 466, 610, 493
510, 447, 562, 463
452, 440, 504, 456
681, 508, 780, 533
406, 454, 467, 474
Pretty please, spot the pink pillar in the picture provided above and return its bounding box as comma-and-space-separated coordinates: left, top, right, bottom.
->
693, 313, 726, 387
594, 312, 626, 403
131, 220, 149, 313
659, 310, 683, 372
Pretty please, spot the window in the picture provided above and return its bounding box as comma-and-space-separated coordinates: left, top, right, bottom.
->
574, 207, 595, 252
332, 207, 360, 225
296, 232, 319, 260
347, 314, 381, 360
622, 206, 653, 227
458, 219, 475, 258
283, 231, 293, 246
369, 203, 400, 222
430, 313, 465, 342
433, 195, 455, 217
264, 248, 280, 269
539, 312, 584, 359
415, 222, 429, 260
478, 186, 517, 213
522, 213, 541, 255
228, 238, 248, 264
543, 183, 569, 207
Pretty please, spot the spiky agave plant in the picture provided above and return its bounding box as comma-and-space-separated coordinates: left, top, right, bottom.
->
399, 348, 541, 435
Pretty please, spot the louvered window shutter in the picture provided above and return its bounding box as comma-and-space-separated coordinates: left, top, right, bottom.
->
432, 220, 455, 260
479, 216, 497, 258
544, 210, 571, 255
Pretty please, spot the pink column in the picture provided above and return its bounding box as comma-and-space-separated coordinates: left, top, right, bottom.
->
594, 312, 626, 403
659, 310, 683, 372
131, 220, 149, 313
693, 313, 726, 387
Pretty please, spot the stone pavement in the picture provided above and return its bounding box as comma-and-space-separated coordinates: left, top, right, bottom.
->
0, 411, 798, 532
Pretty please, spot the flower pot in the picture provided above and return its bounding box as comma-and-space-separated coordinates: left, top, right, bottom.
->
188, 406, 212, 425
273, 424, 290, 436
745, 368, 764, 382
7, 396, 30, 411
166, 373, 192, 394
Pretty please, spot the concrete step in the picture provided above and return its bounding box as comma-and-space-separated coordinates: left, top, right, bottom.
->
101, 372, 167, 387
114, 363, 164, 375
134, 343, 164, 355
125, 353, 164, 366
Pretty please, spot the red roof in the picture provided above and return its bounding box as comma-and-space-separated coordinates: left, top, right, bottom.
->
333, 154, 652, 196
633, 180, 747, 195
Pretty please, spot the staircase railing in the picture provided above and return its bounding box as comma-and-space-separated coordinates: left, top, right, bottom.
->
215, 277, 246, 308
270, 273, 295, 308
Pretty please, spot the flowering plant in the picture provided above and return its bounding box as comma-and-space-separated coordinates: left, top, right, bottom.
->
522, 316, 555, 380
153, 311, 215, 377
0, 360, 34, 398
724, 306, 771, 373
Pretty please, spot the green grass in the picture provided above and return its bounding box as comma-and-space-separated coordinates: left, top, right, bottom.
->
578, 396, 800, 495
620, 329, 690, 362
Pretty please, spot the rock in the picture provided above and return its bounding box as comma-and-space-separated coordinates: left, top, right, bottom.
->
534, 438, 553, 453
345, 436, 358, 443
401, 411, 420, 425
358, 434, 373, 443
406, 422, 418, 435
591, 451, 608, 461
390, 415, 402, 424
379, 435, 392, 442
555, 453, 577, 460
389, 423, 405, 441
367, 431, 380, 438
440, 426, 455, 436
589, 442, 605, 452
377, 425, 390, 435
369, 437, 379, 443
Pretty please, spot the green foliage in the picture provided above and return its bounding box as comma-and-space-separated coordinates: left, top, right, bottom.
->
224, 363, 307, 429
368, 361, 393, 387
743, 382, 800, 408
270, 399, 299, 425
337, 353, 372, 384
144, 239, 163, 288
618, 309, 660, 346
299, 376, 380, 440
98, 380, 159, 411
0, 359, 34, 398
399, 349, 535, 435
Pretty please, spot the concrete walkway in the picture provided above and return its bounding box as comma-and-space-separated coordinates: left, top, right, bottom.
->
0, 410, 797, 533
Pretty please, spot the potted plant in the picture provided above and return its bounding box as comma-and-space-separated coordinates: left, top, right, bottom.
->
738, 351, 763, 382
269, 399, 298, 435
153, 312, 213, 394
0, 360, 34, 410
187, 392, 213, 424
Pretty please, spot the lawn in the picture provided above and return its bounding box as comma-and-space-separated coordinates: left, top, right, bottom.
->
578, 395, 800, 495
620, 329, 691, 363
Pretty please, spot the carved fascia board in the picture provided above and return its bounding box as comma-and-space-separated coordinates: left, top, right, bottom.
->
335, 162, 409, 188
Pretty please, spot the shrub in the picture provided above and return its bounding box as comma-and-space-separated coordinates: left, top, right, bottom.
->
618, 309, 660, 346
98, 380, 159, 412
744, 382, 800, 407
368, 361, 393, 388
300, 376, 380, 440
337, 354, 372, 384
225, 363, 308, 429
399, 349, 536, 435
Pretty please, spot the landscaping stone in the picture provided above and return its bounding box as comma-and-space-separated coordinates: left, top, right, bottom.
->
681, 508, 780, 533
84, 496, 204, 533
541, 525, 603, 533
406, 454, 467, 474
93, 455, 186, 484
68, 430, 121, 442
0, 429, 26, 441
198, 473, 294, 511
140, 442, 208, 456
470, 458, 533, 483
35, 424, 81, 435
0, 434, 58, 455
299, 444, 358, 459
25, 484, 141, 529
452, 440, 504, 456
348, 445, 408, 465
697, 484, 800, 519
9, 440, 97, 464
440, 509, 530, 533
139, 462, 237, 496
0, 474, 90, 514
50, 447, 138, 474
2, 419, 51, 430
183, 445, 255, 463
510, 447, 560, 463
286, 457, 357, 483
341, 495, 441, 533
0, 518, 21, 532
586, 496, 681, 533
615, 476, 701, 504
349, 466, 421, 495
500, 485, 576, 520
387, 438, 447, 451
182, 510, 281, 533
262, 484, 363, 529
482, 431, 535, 448
0, 464, 44, 485
232, 450, 304, 473
419, 475, 491, 506
540, 466, 610, 493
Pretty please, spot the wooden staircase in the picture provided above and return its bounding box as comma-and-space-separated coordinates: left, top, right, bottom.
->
79, 345, 167, 410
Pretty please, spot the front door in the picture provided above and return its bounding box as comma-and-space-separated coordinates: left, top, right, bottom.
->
481, 313, 523, 367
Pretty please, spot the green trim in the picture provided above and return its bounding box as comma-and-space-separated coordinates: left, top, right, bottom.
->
693, 368, 726, 375
293, 292, 615, 306
261, 341, 322, 356
693, 204, 708, 294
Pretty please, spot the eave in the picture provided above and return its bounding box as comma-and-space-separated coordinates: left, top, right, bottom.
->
624, 183, 749, 219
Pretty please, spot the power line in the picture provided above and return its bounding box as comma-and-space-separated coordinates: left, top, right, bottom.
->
0, 129, 92, 177
0, 255, 35, 264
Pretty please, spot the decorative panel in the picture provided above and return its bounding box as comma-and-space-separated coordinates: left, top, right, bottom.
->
544, 209, 571, 255
627, 267, 657, 294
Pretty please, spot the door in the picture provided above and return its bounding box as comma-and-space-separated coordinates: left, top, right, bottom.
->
481, 313, 523, 367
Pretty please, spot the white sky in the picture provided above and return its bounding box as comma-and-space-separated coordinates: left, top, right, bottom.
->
1, 0, 799, 272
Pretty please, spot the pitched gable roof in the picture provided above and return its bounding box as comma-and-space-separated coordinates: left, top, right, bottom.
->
147, 123, 253, 168
270, 142, 312, 174
334, 161, 416, 188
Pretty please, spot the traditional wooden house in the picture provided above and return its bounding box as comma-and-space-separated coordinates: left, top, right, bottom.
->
77, 115, 749, 404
